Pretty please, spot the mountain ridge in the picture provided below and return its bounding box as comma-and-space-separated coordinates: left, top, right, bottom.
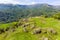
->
0, 3, 59, 23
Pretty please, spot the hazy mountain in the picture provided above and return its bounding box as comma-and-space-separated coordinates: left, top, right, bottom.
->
0, 3, 59, 23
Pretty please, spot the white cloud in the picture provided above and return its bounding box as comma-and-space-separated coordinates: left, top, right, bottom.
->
0, 0, 60, 5
0, 0, 30, 5
0, 0, 20, 4
0, 0, 37, 5
47, 1, 60, 5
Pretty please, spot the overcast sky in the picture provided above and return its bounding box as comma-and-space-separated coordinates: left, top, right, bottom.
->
0, 0, 60, 5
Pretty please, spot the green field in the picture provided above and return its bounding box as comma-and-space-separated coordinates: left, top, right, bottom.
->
0, 16, 60, 40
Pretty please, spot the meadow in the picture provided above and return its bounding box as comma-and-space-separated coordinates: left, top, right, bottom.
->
0, 16, 60, 40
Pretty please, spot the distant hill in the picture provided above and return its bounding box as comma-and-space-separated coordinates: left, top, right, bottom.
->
0, 4, 60, 23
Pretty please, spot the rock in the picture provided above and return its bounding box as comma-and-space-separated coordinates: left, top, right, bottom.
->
48, 28, 57, 35
11, 27, 16, 32
51, 30, 57, 35
14, 24, 18, 28
22, 19, 29, 22
43, 31, 47, 34
23, 28, 28, 32
42, 28, 47, 34
15, 23, 23, 28
5, 27, 10, 31
44, 16, 48, 18
8, 27, 16, 32
30, 24, 35, 29
32, 28, 42, 34
23, 23, 30, 27
12, 29, 15, 32
42, 37, 49, 40
0, 28, 5, 34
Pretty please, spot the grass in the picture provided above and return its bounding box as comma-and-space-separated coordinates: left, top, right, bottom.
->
0, 22, 17, 29
0, 16, 60, 40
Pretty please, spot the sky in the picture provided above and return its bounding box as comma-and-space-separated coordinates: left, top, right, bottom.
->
0, 0, 60, 5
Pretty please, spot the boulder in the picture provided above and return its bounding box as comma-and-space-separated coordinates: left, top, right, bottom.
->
30, 24, 35, 29
42, 37, 49, 40
42, 28, 47, 34
5, 27, 10, 31
23, 28, 28, 32
11, 27, 16, 32
32, 28, 42, 34
14, 24, 18, 28
0, 28, 5, 34
23, 23, 30, 27
22, 19, 29, 22
50, 30, 57, 35
48, 28, 57, 35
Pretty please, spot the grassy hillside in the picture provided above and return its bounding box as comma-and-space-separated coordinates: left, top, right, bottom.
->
0, 16, 60, 40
